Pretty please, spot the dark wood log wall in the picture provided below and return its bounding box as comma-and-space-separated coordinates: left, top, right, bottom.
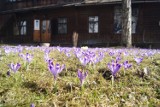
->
3, 0, 83, 11
1, 2, 160, 47
142, 3, 160, 43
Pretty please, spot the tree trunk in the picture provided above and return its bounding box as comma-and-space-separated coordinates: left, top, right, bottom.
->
122, 0, 132, 47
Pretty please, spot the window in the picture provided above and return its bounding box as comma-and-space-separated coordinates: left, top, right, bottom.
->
114, 6, 139, 34
13, 23, 19, 35
89, 16, 99, 33
114, 6, 122, 34
13, 20, 27, 36
34, 20, 40, 30
42, 20, 47, 33
58, 18, 67, 34
132, 9, 139, 33
20, 21, 27, 35
8, 0, 16, 2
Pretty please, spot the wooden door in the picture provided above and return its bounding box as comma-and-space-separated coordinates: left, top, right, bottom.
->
41, 20, 51, 42
33, 19, 40, 42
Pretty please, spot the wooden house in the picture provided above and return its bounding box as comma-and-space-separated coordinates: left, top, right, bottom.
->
0, 0, 160, 48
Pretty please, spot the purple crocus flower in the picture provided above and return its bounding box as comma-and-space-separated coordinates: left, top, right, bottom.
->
48, 60, 65, 80
107, 61, 121, 77
19, 53, 33, 63
65, 52, 71, 57
8, 63, 21, 73
109, 52, 114, 56
116, 56, 122, 62
30, 103, 35, 107
123, 61, 132, 69
26, 53, 33, 62
77, 69, 88, 86
79, 56, 90, 66
134, 57, 143, 65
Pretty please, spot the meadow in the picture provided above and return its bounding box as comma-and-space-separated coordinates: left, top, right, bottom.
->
0, 45, 160, 107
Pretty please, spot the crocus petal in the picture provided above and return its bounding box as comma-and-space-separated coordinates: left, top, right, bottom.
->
135, 57, 143, 65
9, 63, 21, 73
77, 69, 88, 86
107, 61, 121, 77
48, 60, 64, 80
77, 69, 82, 79
30, 104, 35, 107
113, 64, 121, 76
16, 63, 21, 71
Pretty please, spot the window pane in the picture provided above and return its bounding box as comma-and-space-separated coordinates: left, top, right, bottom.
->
89, 23, 94, 33
114, 6, 122, 34
20, 21, 27, 35
58, 18, 67, 34
58, 24, 67, 34
89, 16, 99, 33
14, 20, 27, 36
13, 23, 19, 35
114, 6, 138, 34
132, 8, 139, 34
48, 21, 51, 33
58, 18, 67, 23
42, 20, 46, 33
34, 20, 40, 30
89, 16, 98, 22
24, 27, 26, 35
21, 21, 26, 26
20, 27, 24, 35
23, 21, 26, 26
94, 22, 98, 33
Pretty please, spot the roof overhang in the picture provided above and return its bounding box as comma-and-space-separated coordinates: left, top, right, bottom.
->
0, 0, 160, 14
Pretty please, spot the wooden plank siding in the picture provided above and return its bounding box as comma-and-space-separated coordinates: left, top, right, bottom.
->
142, 3, 160, 43
2, 0, 83, 12
0, 2, 160, 47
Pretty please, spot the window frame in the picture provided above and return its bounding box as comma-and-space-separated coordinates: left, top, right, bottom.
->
13, 20, 27, 36
20, 20, 27, 35
88, 16, 99, 34
114, 6, 139, 34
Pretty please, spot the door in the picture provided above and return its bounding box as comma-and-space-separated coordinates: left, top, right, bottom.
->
33, 19, 40, 42
41, 20, 51, 42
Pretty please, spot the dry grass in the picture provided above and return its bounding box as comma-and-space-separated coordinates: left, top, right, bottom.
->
0, 46, 160, 107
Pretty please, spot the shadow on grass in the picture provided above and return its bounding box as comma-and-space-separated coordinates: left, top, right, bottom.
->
63, 83, 79, 92
152, 58, 160, 67
0, 89, 9, 96
23, 81, 47, 94
98, 68, 111, 80
0, 73, 6, 78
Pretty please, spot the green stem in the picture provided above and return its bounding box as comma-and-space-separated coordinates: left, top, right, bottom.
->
124, 68, 126, 76
112, 75, 114, 87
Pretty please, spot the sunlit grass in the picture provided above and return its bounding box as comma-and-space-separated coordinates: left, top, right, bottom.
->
0, 46, 160, 107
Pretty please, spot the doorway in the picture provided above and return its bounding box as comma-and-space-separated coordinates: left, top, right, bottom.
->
33, 19, 51, 42
41, 20, 51, 42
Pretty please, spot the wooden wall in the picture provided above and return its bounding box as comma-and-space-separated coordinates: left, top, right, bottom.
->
30, 5, 118, 45
3, 0, 83, 12
1, 2, 160, 47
